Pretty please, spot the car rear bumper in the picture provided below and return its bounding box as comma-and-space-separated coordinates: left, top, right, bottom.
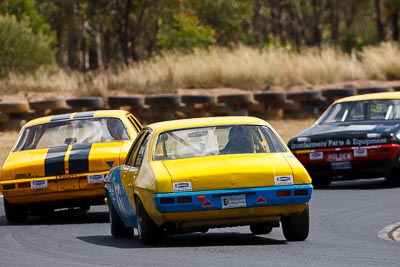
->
153, 184, 312, 224
0, 175, 106, 205
292, 143, 400, 178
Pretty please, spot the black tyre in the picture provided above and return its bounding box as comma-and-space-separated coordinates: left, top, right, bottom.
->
145, 94, 181, 106
217, 93, 252, 105
66, 97, 105, 109
4, 198, 28, 224
253, 92, 286, 105
108, 201, 133, 238
357, 86, 392, 95
29, 99, 67, 111
287, 89, 322, 102
136, 198, 161, 245
180, 94, 217, 104
0, 102, 30, 114
108, 95, 144, 108
250, 224, 273, 235
322, 87, 357, 99
281, 205, 310, 241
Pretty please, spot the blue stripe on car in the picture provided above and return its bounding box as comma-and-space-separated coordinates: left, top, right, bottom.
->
44, 146, 69, 176
104, 166, 137, 228
154, 184, 313, 213
68, 144, 92, 174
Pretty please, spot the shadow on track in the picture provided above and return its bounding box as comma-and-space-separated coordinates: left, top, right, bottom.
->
77, 231, 287, 249
316, 177, 400, 190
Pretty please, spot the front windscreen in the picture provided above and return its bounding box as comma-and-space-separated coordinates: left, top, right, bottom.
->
317, 99, 400, 124
14, 117, 129, 151
153, 125, 287, 160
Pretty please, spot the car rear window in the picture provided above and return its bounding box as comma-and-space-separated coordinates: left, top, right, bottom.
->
153, 125, 287, 160
14, 117, 130, 151
317, 99, 400, 124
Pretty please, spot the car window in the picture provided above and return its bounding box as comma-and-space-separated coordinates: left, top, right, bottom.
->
133, 136, 149, 168
13, 117, 130, 151
153, 125, 287, 160
317, 99, 400, 124
125, 130, 150, 166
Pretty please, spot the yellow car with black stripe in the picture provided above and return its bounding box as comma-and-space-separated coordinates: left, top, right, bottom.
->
0, 110, 142, 223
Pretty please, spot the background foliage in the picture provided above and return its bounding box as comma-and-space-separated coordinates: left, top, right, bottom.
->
2, 0, 400, 87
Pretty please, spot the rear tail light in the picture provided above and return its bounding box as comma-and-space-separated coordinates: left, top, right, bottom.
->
294, 189, 308, 196
18, 182, 31, 189
177, 196, 192, 203
160, 197, 174, 204
276, 190, 291, 197
3, 184, 16, 190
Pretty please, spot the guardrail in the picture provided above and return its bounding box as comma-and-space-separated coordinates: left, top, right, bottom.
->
0, 85, 394, 131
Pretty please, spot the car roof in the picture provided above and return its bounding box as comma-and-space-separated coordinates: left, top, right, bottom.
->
334, 91, 400, 103
23, 110, 131, 127
146, 116, 270, 132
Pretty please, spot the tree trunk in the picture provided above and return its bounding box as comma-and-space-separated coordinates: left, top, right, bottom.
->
375, 0, 385, 41
392, 10, 399, 41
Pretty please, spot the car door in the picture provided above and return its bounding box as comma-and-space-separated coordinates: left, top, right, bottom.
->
121, 130, 150, 210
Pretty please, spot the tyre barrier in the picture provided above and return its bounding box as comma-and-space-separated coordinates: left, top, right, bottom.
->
357, 86, 392, 95
66, 97, 105, 111
1, 85, 398, 131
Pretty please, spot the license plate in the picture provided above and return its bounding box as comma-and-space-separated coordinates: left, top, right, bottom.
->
327, 152, 352, 162
331, 161, 351, 170
88, 174, 105, 184
221, 194, 247, 209
31, 180, 48, 189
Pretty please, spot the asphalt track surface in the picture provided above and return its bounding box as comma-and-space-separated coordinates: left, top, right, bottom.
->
0, 178, 399, 267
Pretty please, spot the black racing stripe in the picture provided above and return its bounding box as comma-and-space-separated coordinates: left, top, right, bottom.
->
50, 113, 72, 122
44, 146, 68, 176
68, 144, 92, 174
73, 111, 96, 119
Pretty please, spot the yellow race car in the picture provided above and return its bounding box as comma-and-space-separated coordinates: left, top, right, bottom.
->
105, 116, 313, 244
0, 110, 142, 223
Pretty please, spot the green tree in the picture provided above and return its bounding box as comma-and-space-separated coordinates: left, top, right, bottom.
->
0, 15, 54, 77
158, 12, 216, 51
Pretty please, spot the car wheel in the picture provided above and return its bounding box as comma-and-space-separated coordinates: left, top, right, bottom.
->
108, 201, 133, 238
4, 198, 28, 224
136, 198, 161, 245
281, 205, 310, 242
250, 224, 273, 235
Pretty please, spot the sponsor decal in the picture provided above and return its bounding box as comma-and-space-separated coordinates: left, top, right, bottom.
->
88, 174, 105, 183
172, 182, 192, 192
290, 138, 388, 149
197, 194, 205, 203
31, 180, 48, 189
327, 152, 352, 162
310, 152, 323, 160
106, 161, 115, 168
15, 173, 32, 179
353, 149, 367, 157
274, 175, 294, 186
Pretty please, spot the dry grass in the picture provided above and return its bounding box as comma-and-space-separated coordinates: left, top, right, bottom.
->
0, 131, 18, 168
2, 42, 400, 95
